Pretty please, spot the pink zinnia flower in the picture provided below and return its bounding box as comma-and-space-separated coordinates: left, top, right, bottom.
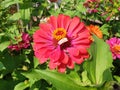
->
106, 37, 120, 60
118, 7, 120, 11
106, 16, 111, 21
8, 32, 31, 51
21, 32, 31, 48
33, 14, 91, 72
8, 45, 21, 51
83, 0, 100, 14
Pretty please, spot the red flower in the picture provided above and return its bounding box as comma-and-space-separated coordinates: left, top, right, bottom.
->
49, 0, 58, 2
118, 7, 120, 11
33, 14, 91, 72
8, 32, 31, 51
83, 0, 100, 14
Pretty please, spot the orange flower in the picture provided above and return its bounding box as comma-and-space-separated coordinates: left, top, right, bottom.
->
87, 24, 103, 40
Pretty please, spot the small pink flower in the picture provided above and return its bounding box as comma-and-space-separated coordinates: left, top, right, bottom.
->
21, 32, 31, 48
106, 16, 111, 21
83, 0, 100, 14
8, 45, 21, 51
8, 32, 31, 51
106, 37, 120, 60
88, 9, 98, 13
101, 12, 108, 16
33, 14, 91, 72
118, 7, 120, 11
93, 9, 98, 13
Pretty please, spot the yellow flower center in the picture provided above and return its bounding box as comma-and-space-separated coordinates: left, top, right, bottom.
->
52, 28, 67, 40
113, 45, 120, 54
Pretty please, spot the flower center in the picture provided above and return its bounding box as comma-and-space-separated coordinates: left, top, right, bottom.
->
52, 28, 67, 41
113, 45, 120, 54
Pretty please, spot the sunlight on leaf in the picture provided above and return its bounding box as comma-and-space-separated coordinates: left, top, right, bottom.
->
0, 41, 10, 51
114, 76, 120, 83
22, 69, 97, 90
83, 35, 113, 85
14, 81, 29, 90
0, 62, 6, 71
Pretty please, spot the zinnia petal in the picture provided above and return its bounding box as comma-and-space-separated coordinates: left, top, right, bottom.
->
67, 59, 74, 69
67, 17, 80, 36
61, 52, 69, 64
48, 16, 58, 29
49, 46, 61, 62
58, 64, 66, 73
57, 14, 65, 28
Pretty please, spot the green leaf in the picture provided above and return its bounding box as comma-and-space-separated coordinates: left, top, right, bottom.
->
100, 81, 120, 90
14, 81, 29, 90
8, 12, 21, 21
76, 2, 86, 13
67, 70, 82, 85
81, 70, 92, 86
22, 69, 42, 87
0, 0, 22, 8
33, 57, 39, 68
0, 53, 26, 75
114, 76, 120, 83
0, 33, 5, 37
22, 69, 97, 90
83, 35, 113, 85
0, 79, 17, 90
115, 32, 120, 37
0, 62, 6, 71
19, 8, 31, 24
19, 2, 32, 24
30, 79, 51, 90
0, 41, 10, 51
100, 24, 111, 36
